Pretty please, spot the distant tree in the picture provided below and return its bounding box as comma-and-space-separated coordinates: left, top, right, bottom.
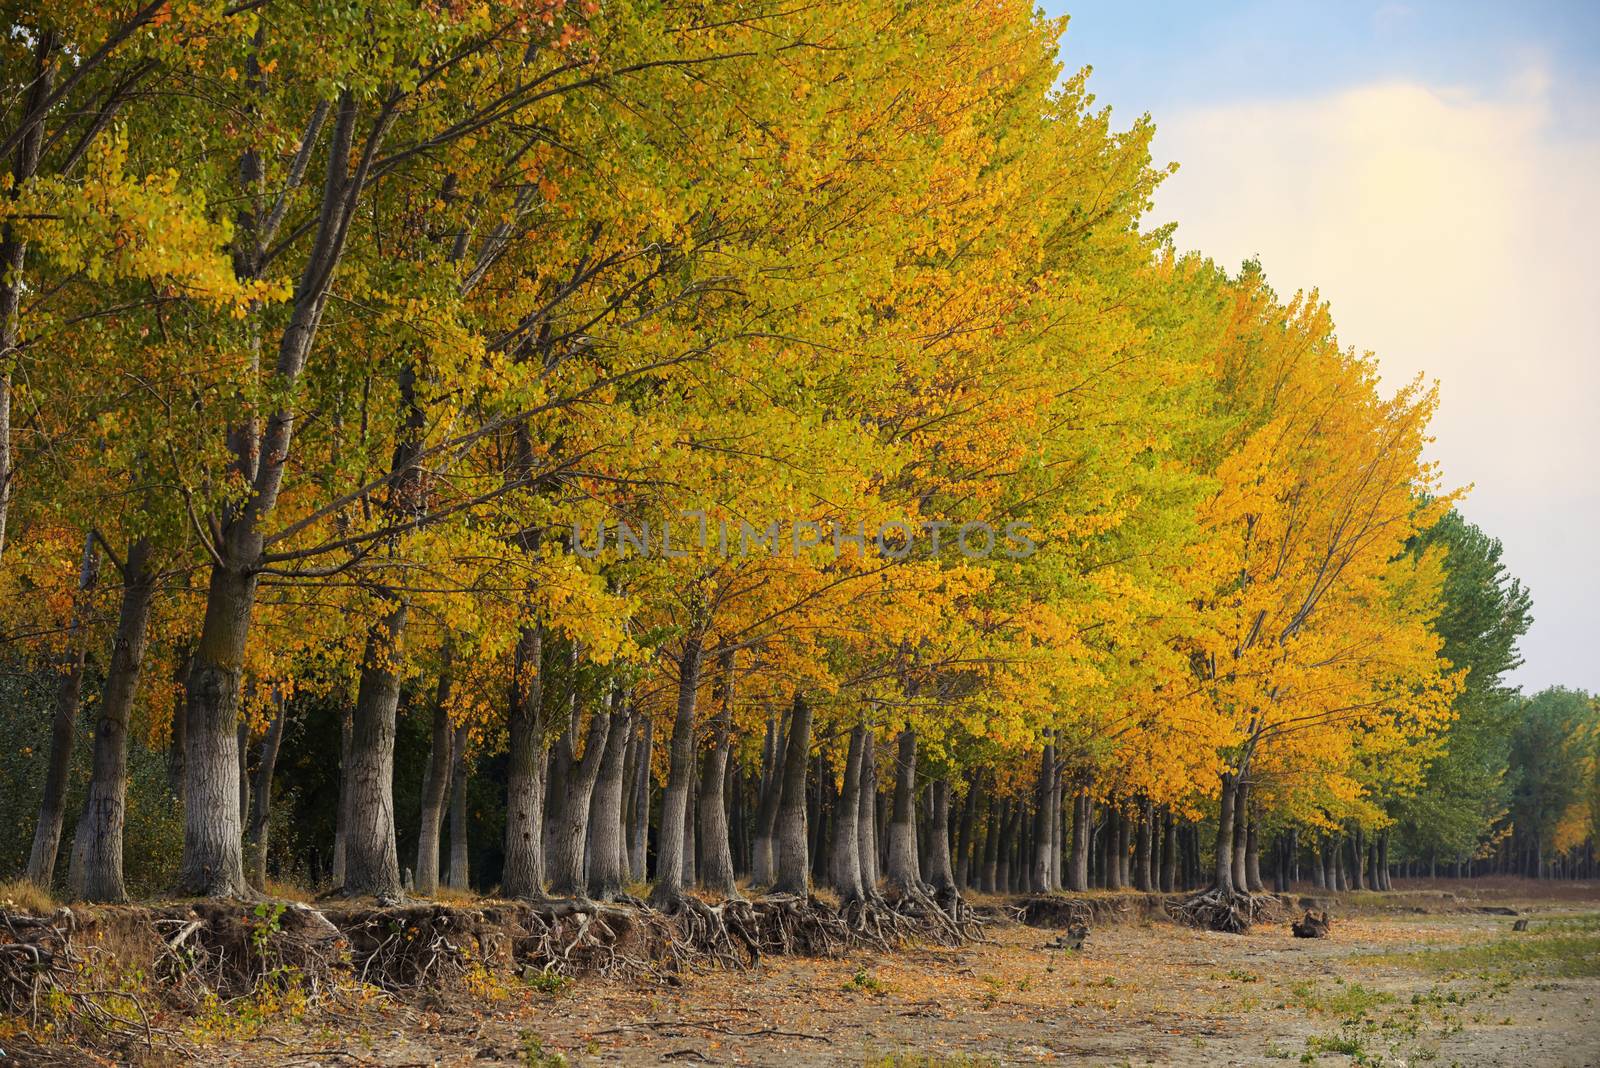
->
1391, 510, 1532, 870
1506, 688, 1597, 877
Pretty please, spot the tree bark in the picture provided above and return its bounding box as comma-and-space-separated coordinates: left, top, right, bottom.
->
166, 648, 190, 804
414, 663, 454, 896
771, 692, 813, 896
503, 624, 548, 898
341, 604, 406, 897
1230, 780, 1249, 893
1245, 817, 1265, 893
447, 723, 471, 890
1068, 791, 1091, 892
697, 652, 739, 898
548, 685, 611, 898
751, 705, 782, 886
885, 728, 922, 894
245, 697, 287, 890
27, 533, 99, 888
857, 727, 880, 895
1031, 742, 1055, 892
1159, 807, 1177, 893
926, 777, 956, 896
651, 634, 704, 904
67, 539, 155, 902
1214, 773, 1237, 894
831, 725, 867, 902
1134, 798, 1154, 892
955, 772, 980, 890
332, 704, 353, 888
627, 715, 651, 883
995, 799, 1013, 891
587, 695, 632, 900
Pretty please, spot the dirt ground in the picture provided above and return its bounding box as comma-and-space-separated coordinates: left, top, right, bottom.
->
181, 882, 1600, 1066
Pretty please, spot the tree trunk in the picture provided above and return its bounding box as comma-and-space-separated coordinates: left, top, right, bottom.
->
809, 751, 828, 885
831, 725, 867, 902
627, 715, 651, 883
1069, 791, 1091, 892
772, 692, 812, 896
1159, 807, 1177, 893
651, 635, 704, 904
751, 706, 783, 886
166, 647, 191, 803
955, 771, 980, 890
503, 624, 548, 899
994, 800, 1013, 892
238, 720, 252, 831
342, 604, 407, 897
926, 777, 957, 896
981, 797, 1001, 892
1214, 773, 1237, 894
414, 664, 454, 896
885, 728, 922, 894
245, 698, 287, 890
1050, 772, 1065, 890
26, 533, 98, 889
857, 728, 880, 895
447, 723, 471, 890
1245, 816, 1265, 893
1134, 799, 1153, 892
587, 696, 632, 900
1230, 780, 1249, 893
1118, 805, 1133, 887
1031, 743, 1055, 892
176, 561, 259, 898
548, 687, 611, 898
683, 751, 699, 887
67, 540, 155, 902
0, 33, 55, 563
332, 704, 353, 888
697, 652, 739, 899
1349, 827, 1366, 891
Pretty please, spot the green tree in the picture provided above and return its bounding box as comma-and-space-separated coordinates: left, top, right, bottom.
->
1391, 510, 1532, 870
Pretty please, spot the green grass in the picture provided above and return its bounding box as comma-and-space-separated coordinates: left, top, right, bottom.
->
1364, 914, 1600, 980
1288, 979, 1395, 1018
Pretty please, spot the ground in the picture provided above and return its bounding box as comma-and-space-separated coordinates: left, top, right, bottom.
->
18, 881, 1600, 1067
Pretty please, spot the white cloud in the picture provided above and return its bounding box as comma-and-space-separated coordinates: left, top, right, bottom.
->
1151, 69, 1600, 691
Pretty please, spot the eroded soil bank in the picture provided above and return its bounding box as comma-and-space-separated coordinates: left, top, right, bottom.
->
5, 880, 1598, 1066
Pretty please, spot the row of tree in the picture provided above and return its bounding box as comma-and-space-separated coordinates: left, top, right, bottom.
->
2, 0, 1592, 907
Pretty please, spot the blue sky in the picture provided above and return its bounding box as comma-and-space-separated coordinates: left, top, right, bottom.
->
1048, 1, 1600, 131
1037, 2, 1599, 694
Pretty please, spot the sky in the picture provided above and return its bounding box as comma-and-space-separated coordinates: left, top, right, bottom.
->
1038, 1, 1600, 694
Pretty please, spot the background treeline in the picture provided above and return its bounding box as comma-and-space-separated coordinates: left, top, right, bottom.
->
1, 0, 1594, 908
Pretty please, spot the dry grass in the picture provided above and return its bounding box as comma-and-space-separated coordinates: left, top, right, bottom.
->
0, 877, 56, 914
263, 877, 315, 903
429, 886, 481, 905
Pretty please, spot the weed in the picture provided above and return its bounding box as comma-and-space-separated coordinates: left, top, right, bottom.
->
1289, 980, 1394, 1019
518, 1030, 569, 1067
844, 966, 891, 995
523, 969, 573, 996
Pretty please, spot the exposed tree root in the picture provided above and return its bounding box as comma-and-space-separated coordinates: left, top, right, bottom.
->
1165, 888, 1284, 933
1, 908, 162, 1055
0, 888, 987, 1060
